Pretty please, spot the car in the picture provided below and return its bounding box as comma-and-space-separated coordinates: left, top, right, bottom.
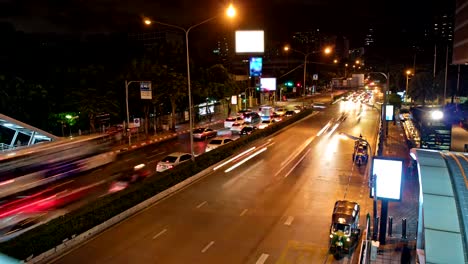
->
275, 108, 286, 116
237, 109, 252, 118
240, 125, 258, 136
243, 112, 261, 125
156, 152, 192, 172
293, 105, 302, 113
230, 121, 247, 133
192, 127, 217, 140
271, 113, 283, 122
109, 164, 150, 193
224, 116, 244, 128
284, 110, 296, 117
257, 119, 275, 129
206, 137, 234, 152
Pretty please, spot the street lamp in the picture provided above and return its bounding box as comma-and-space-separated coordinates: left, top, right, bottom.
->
405, 70, 412, 103
65, 114, 79, 137
283, 45, 332, 99
144, 4, 236, 160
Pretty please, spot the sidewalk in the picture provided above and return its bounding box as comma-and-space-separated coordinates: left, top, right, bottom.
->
372, 119, 419, 263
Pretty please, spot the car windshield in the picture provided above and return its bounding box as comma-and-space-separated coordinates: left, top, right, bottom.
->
225, 118, 235, 121
161, 156, 178, 163
243, 127, 252, 131
209, 139, 222, 145
193, 128, 205, 133
232, 123, 241, 126
262, 121, 270, 124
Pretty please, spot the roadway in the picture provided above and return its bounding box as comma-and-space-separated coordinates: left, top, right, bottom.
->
50, 98, 380, 264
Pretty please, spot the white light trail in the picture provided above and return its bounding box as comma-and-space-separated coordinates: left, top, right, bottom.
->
224, 147, 267, 173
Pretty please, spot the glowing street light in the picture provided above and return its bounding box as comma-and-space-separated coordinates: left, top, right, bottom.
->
144, 4, 236, 160
333, 59, 338, 64
356, 59, 361, 64
324, 47, 332, 54
405, 70, 412, 103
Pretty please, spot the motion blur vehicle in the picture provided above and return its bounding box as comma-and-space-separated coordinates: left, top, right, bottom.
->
156, 152, 192, 172
0, 213, 46, 242
192, 127, 217, 140
230, 121, 247, 134
224, 116, 244, 128
109, 164, 150, 193
329, 200, 361, 257
257, 119, 275, 129
352, 139, 369, 166
284, 110, 296, 117
240, 126, 257, 136
206, 137, 234, 152
0, 134, 116, 200
293, 105, 302, 113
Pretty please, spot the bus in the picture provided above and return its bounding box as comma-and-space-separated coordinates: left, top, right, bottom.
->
0, 134, 116, 199
259, 106, 275, 121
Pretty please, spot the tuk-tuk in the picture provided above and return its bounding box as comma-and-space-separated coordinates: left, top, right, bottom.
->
329, 200, 361, 255
352, 140, 369, 166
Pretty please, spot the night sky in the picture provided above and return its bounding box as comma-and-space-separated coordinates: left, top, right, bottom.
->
0, 0, 446, 46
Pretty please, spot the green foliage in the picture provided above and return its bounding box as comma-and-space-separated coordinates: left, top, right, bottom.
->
387, 93, 402, 109
409, 72, 436, 104
0, 109, 313, 260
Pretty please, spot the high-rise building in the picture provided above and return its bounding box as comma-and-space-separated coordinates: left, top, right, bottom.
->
364, 28, 374, 46
453, 0, 468, 64
434, 13, 454, 43
212, 35, 231, 64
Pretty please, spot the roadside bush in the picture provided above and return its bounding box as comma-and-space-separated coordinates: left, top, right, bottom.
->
0, 109, 313, 260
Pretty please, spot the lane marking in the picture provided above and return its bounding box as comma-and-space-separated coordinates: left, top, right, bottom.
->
240, 209, 248, 216
147, 152, 165, 160
201, 241, 215, 253
284, 216, 294, 226
124, 158, 133, 162
152, 229, 167, 239
151, 149, 162, 153
284, 148, 312, 178
256, 253, 269, 264
196, 201, 207, 209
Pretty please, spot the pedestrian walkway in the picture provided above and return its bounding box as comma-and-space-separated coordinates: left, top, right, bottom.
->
372, 119, 419, 263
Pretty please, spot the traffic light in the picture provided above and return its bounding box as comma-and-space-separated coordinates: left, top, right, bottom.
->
297, 82, 301, 87
285, 81, 293, 87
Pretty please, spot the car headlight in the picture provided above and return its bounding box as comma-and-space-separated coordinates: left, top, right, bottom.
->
346, 237, 350, 242
330, 234, 334, 238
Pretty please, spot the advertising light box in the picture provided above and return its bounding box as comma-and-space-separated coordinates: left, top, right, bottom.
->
260, 78, 277, 91
236, 30, 265, 53
385, 104, 394, 121
370, 157, 404, 201
250, 57, 263, 77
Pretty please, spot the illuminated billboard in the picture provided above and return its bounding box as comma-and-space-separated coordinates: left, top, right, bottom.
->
260, 78, 277, 91
385, 104, 394, 121
370, 157, 404, 201
249, 57, 263, 77
235, 30, 264, 53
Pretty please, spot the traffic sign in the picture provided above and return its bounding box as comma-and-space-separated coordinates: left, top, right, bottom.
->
313, 74, 318, 80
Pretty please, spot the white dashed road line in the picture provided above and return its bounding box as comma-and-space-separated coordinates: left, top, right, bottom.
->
256, 253, 269, 264
284, 216, 294, 226
201, 241, 215, 253
152, 229, 167, 239
196, 201, 207, 209
240, 209, 248, 216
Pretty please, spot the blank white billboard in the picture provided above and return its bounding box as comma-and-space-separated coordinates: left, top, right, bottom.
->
236, 30, 264, 53
371, 157, 403, 201
261, 78, 277, 91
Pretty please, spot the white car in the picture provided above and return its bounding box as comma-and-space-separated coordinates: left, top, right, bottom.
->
224, 116, 244, 128
275, 108, 286, 116
257, 119, 275, 129
230, 122, 247, 133
156, 152, 192, 172
206, 137, 234, 152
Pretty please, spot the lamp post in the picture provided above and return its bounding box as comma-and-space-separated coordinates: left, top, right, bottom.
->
283, 46, 332, 100
144, 4, 236, 160
125, 80, 150, 146
65, 114, 79, 137
405, 70, 412, 103
368, 72, 389, 139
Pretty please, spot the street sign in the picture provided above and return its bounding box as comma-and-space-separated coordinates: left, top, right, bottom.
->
313, 74, 318, 80
133, 118, 140, 128
140, 82, 152, 99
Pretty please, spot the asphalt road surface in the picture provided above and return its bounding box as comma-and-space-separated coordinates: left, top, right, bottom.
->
51, 99, 380, 264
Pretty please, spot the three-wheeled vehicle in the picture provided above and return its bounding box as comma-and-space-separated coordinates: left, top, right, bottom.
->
329, 200, 361, 257
352, 139, 369, 166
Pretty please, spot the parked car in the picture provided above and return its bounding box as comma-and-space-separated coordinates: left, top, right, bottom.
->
284, 110, 296, 117
192, 127, 217, 140
275, 108, 286, 116
206, 137, 234, 152
156, 152, 192, 172
293, 105, 303, 113
224, 116, 244, 128
257, 119, 276, 129
243, 112, 261, 125
240, 125, 258, 136
230, 121, 247, 133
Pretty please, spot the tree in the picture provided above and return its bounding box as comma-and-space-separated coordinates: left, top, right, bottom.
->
408, 72, 436, 104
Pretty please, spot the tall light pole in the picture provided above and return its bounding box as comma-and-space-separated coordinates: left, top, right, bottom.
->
144, 4, 236, 160
283, 46, 331, 102
125, 80, 150, 146
405, 70, 412, 103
